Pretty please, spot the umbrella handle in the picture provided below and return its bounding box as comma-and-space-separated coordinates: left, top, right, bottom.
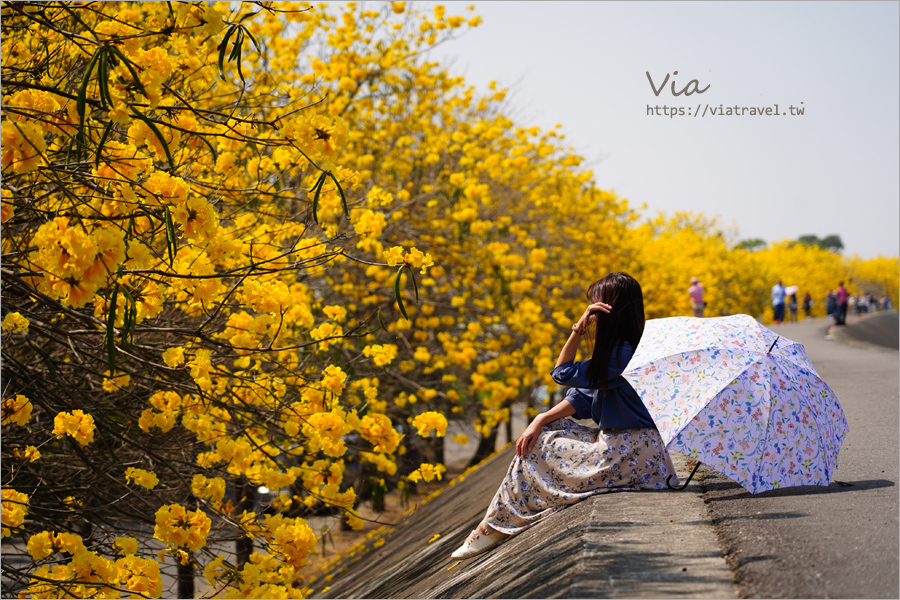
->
667, 461, 702, 490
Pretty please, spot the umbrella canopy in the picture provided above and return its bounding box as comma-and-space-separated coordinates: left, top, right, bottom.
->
785, 285, 799, 296
623, 314, 848, 494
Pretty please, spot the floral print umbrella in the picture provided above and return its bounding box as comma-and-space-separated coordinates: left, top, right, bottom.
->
622, 314, 849, 494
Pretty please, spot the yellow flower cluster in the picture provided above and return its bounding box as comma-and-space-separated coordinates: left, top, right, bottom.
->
24, 530, 162, 599
153, 503, 212, 552
2, 2, 896, 597
52, 409, 96, 446
411, 411, 448, 438
124, 467, 159, 490
362, 343, 399, 366
102, 370, 131, 393
13, 445, 41, 462
407, 463, 446, 483
1, 394, 32, 427
1, 311, 29, 333
192, 474, 226, 505
358, 413, 402, 454
1, 488, 28, 538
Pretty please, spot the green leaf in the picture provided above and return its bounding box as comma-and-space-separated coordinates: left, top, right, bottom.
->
120, 288, 137, 348
106, 283, 119, 373
376, 306, 387, 331
75, 49, 102, 160
394, 268, 408, 320
233, 30, 245, 82
243, 26, 260, 52
217, 25, 237, 80
107, 47, 148, 98
130, 108, 174, 167
310, 171, 327, 224
408, 265, 419, 302
164, 205, 176, 267
94, 120, 114, 168
97, 49, 110, 110
330, 172, 349, 218
76, 49, 101, 121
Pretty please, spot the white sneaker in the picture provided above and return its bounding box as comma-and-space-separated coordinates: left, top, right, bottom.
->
450, 526, 510, 560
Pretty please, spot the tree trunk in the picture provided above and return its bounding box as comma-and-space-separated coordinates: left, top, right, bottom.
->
177, 561, 194, 599
467, 427, 499, 467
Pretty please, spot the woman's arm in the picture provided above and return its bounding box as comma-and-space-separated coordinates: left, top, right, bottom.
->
515, 400, 577, 457
554, 301, 612, 367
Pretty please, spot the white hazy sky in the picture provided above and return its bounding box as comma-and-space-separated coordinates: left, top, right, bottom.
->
425, 0, 899, 258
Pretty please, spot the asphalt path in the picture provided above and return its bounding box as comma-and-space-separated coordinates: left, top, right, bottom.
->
699, 315, 899, 598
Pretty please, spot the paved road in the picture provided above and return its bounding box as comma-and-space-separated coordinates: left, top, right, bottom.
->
699, 315, 899, 598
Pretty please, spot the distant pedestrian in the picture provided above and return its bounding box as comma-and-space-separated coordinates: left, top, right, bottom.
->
688, 276, 705, 318
825, 291, 836, 317
788, 293, 798, 322
854, 293, 867, 315
771, 280, 786, 324
881, 295, 893, 311
802, 292, 812, 318
835, 281, 849, 325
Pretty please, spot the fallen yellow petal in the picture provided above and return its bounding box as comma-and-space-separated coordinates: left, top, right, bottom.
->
447, 561, 461, 571
428, 534, 441, 543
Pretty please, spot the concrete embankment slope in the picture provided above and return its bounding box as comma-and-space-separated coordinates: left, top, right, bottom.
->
317, 448, 736, 599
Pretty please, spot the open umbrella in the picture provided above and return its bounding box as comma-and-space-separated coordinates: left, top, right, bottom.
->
622, 314, 849, 494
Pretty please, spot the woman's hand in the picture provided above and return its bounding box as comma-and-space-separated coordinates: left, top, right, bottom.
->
574, 301, 611, 333
515, 418, 544, 458
515, 401, 576, 457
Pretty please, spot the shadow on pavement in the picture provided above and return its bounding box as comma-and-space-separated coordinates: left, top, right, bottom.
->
701, 477, 894, 501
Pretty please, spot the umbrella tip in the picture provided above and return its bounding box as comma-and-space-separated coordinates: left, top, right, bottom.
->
767, 337, 780, 354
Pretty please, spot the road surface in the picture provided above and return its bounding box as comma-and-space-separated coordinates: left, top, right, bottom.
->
700, 315, 899, 598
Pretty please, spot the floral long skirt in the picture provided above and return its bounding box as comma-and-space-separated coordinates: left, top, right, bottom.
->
483, 417, 678, 535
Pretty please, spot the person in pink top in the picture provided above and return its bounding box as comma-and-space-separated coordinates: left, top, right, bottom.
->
688, 276, 705, 318
835, 281, 849, 325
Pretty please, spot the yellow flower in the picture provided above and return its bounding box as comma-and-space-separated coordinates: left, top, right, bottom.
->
1, 394, 33, 427
2, 489, 29, 537
125, 467, 159, 490
383, 246, 405, 267
1, 189, 15, 223
114, 554, 163, 598
153, 504, 211, 551
321, 364, 348, 396
409, 463, 446, 483
362, 343, 398, 366
162, 346, 186, 368
359, 413, 401, 454
26, 531, 54, 560
344, 510, 364, 530
113, 536, 139, 555
352, 208, 386, 238
404, 247, 435, 273
13, 445, 41, 462
52, 409, 95, 446
411, 411, 448, 438
102, 370, 131, 392
1, 312, 29, 334
323, 304, 347, 322
191, 474, 225, 504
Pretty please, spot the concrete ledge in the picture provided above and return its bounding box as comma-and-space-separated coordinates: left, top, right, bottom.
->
316, 447, 736, 599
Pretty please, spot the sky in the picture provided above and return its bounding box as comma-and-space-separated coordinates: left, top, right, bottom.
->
427, 1, 900, 258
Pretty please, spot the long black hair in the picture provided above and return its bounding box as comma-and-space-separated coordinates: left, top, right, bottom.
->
584, 272, 645, 396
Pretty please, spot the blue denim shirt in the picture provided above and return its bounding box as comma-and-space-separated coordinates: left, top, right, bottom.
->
550, 342, 655, 430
